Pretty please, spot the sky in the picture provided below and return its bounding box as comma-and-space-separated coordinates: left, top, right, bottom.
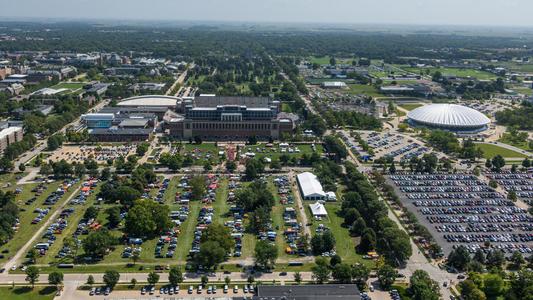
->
2, 0, 532, 28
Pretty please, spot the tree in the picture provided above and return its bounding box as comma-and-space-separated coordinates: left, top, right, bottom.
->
245, 159, 265, 180
105, 206, 121, 228
18, 164, 26, 172
352, 264, 370, 289
86, 275, 95, 286
330, 254, 342, 267
486, 250, 505, 269
190, 175, 206, 201
491, 155, 506, 172
511, 251, 525, 269
83, 206, 98, 220
74, 163, 86, 178
201, 224, 234, 254
483, 273, 504, 299
473, 248, 486, 265
131, 249, 140, 265
195, 240, 226, 270
507, 269, 533, 300
407, 270, 440, 300
343, 208, 360, 226
377, 227, 412, 265
136, 142, 150, 157
358, 228, 376, 253
100, 168, 111, 181
294, 272, 302, 285
225, 276, 231, 286
332, 263, 353, 283
350, 217, 367, 237
25, 266, 39, 288
522, 158, 531, 168
377, 264, 397, 290
447, 245, 471, 271
103, 270, 120, 289
82, 229, 115, 258
254, 240, 278, 270
459, 280, 486, 300
311, 257, 331, 284
130, 278, 137, 288
124, 200, 172, 238
485, 159, 492, 169
48, 271, 64, 290
147, 272, 160, 286
169, 266, 184, 286
311, 231, 336, 255
508, 190, 518, 202
226, 160, 236, 173
201, 275, 209, 287
27, 248, 37, 264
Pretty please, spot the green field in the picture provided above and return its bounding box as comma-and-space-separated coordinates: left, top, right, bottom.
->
498, 136, 532, 151
0, 286, 56, 300
400, 66, 497, 80
0, 181, 81, 264
398, 103, 424, 111
346, 84, 382, 97
475, 143, 527, 159
303, 188, 373, 268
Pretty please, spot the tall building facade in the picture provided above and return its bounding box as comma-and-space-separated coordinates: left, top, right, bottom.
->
167, 96, 296, 140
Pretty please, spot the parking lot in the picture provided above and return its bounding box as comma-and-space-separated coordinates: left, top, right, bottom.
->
49, 145, 136, 164
343, 131, 428, 162
485, 172, 533, 205
388, 172, 533, 256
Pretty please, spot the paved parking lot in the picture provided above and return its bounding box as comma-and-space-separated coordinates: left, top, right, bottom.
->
388, 172, 533, 256
49, 145, 135, 164
344, 131, 428, 162
486, 172, 533, 205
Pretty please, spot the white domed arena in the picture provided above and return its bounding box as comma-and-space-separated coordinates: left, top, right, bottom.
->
407, 104, 490, 132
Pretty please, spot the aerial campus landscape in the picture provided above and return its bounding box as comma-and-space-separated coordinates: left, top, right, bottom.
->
1, 2, 533, 300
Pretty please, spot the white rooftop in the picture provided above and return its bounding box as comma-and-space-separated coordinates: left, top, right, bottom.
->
118, 95, 180, 108
309, 201, 328, 216
0, 127, 21, 139
407, 104, 491, 128
297, 172, 326, 198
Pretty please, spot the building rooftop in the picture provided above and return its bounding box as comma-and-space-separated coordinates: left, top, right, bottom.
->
119, 118, 150, 127
192, 96, 272, 108
297, 172, 326, 198
255, 284, 361, 300
0, 127, 22, 139
407, 104, 491, 128
89, 128, 152, 135
117, 95, 181, 108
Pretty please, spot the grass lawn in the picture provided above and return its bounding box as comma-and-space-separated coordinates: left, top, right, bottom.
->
181, 143, 220, 165
281, 103, 293, 113
401, 66, 496, 80
39, 184, 101, 265
398, 103, 423, 111
0, 286, 56, 300
0, 181, 80, 264
346, 84, 382, 97
499, 136, 532, 152
475, 143, 527, 159
51, 82, 87, 90
243, 143, 323, 161
303, 192, 372, 268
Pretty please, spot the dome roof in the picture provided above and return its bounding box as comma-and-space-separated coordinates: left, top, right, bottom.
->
407, 104, 490, 128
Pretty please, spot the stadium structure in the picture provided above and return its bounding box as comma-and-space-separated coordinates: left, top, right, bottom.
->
407, 104, 490, 132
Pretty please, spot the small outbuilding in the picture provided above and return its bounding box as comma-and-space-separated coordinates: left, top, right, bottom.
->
309, 201, 328, 217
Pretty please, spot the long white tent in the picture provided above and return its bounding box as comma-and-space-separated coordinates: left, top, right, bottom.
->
297, 172, 326, 200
